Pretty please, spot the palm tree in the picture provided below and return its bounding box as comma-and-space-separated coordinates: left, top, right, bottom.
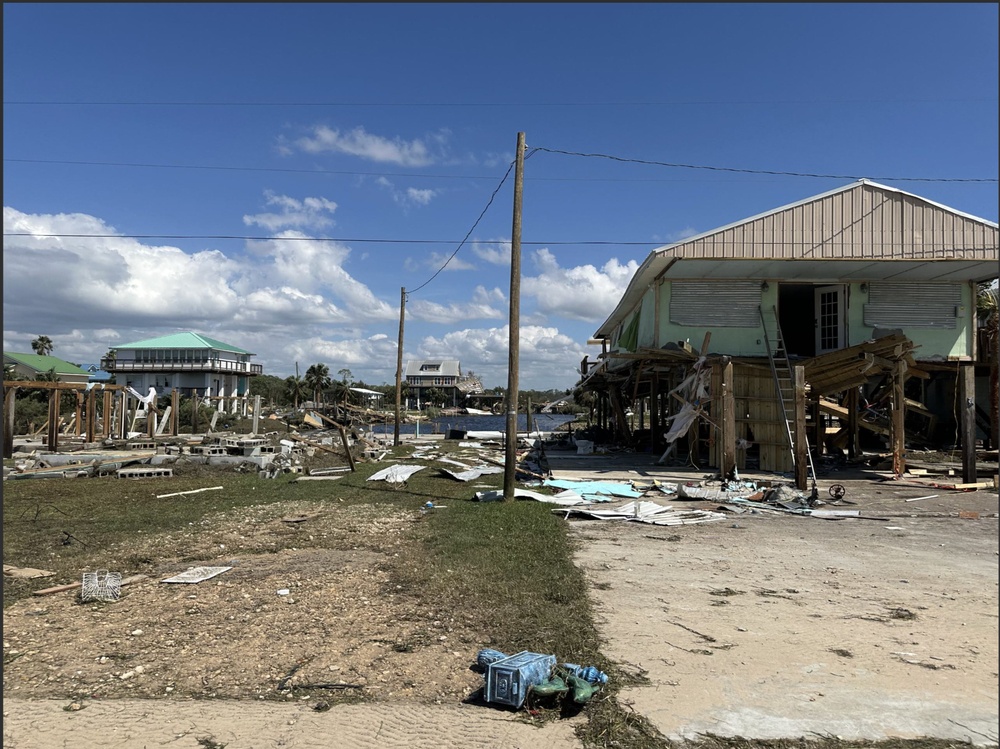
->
304, 363, 332, 407
31, 335, 53, 356
285, 375, 307, 409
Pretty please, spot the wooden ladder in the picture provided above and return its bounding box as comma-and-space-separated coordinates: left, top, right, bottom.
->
759, 305, 817, 488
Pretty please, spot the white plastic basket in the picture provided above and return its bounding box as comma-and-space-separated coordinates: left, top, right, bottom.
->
80, 570, 122, 602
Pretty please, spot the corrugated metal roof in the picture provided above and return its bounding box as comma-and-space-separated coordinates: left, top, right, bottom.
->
114, 332, 254, 354
3, 352, 90, 376
594, 180, 999, 338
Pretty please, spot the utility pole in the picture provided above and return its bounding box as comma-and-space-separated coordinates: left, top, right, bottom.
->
394, 287, 406, 446
503, 132, 526, 500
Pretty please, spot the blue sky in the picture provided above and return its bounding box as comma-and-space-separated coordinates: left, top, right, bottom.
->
3, 3, 997, 391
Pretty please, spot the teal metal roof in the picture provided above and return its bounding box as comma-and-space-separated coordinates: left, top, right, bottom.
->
3, 352, 90, 376
114, 332, 254, 355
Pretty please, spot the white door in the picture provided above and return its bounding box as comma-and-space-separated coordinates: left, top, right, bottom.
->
814, 285, 845, 354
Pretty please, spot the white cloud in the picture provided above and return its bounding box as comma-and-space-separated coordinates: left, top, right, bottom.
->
243, 191, 338, 231
291, 125, 437, 166
653, 226, 699, 244
376, 177, 439, 208
405, 287, 505, 324
472, 238, 510, 265
521, 249, 639, 322
417, 324, 587, 390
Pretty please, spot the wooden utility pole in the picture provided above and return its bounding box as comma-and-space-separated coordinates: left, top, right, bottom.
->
394, 287, 406, 447
960, 363, 977, 483
503, 131, 526, 500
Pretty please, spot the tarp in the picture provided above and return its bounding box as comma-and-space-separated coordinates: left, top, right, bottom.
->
543, 478, 643, 500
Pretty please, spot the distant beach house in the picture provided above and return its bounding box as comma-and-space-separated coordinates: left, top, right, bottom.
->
101, 332, 262, 412
3, 352, 91, 385
404, 360, 484, 408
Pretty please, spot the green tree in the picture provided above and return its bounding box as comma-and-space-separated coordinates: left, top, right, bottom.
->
304, 363, 331, 407
285, 375, 307, 408
31, 335, 54, 356
250, 374, 288, 407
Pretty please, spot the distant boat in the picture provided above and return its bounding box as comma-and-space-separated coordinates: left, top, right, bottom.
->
462, 407, 492, 415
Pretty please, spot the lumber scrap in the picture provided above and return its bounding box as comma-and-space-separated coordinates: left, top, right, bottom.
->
33, 574, 148, 597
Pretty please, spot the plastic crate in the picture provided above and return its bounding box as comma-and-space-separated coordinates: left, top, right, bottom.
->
484, 651, 556, 708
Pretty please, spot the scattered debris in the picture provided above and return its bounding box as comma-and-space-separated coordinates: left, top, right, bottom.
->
155, 486, 224, 499
161, 566, 232, 584
475, 649, 607, 709
555, 500, 727, 526
80, 570, 122, 602
3, 564, 56, 579
366, 465, 425, 485
473, 487, 585, 506
32, 574, 147, 597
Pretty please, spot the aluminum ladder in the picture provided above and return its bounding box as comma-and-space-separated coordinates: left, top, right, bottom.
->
759, 305, 817, 491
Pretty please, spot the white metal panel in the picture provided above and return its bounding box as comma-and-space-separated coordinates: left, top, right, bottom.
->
669, 281, 760, 327
863, 283, 962, 329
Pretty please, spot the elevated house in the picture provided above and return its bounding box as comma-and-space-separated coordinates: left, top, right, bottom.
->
404, 360, 484, 409
579, 179, 998, 483
101, 332, 262, 413
3, 352, 91, 385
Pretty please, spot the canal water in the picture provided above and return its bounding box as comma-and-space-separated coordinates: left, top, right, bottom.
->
368, 412, 579, 438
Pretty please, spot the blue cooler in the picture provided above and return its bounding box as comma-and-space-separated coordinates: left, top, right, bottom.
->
483, 650, 557, 708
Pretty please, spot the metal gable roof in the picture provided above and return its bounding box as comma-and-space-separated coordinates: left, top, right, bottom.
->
114, 332, 254, 355
594, 180, 1000, 338
3, 352, 90, 376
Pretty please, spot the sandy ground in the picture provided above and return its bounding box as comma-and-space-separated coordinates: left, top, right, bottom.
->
4, 447, 998, 748
558, 455, 999, 746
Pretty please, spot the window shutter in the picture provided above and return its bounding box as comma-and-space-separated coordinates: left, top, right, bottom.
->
669, 281, 760, 327
863, 283, 961, 329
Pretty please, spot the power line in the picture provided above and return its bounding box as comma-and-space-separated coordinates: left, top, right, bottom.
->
7, 155, 996, 185
3, 158, 491, 182
3, 232, 991, 253
4, 97, 995, 107
407, 160, 516, 296
531, 146, 999, 183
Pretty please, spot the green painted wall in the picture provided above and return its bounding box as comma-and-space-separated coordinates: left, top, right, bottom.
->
615, 280, 972, 359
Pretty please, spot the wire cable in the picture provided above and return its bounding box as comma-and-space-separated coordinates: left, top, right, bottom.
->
531, 146, 998, 183
406, 160, 516, 296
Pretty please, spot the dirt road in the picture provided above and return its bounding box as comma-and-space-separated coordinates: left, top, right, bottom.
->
572, 489, 999, 745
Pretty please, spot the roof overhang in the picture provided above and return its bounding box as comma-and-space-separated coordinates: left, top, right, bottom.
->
595, 257, 999, 338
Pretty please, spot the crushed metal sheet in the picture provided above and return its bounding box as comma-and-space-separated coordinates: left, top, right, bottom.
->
441, 465, 505, 482
161, 566, 233, 584
554, 500, 727, 525
473, 488, 586, 506
367, 465, 426, 483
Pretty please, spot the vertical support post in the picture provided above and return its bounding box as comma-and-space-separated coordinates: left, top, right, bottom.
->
74, 391, 84, 436
503, 131, 526, 500
846, 387, 860, 459
4, 386, 17, 459
650, 370, 661, 455
102, 390, 113, 438
47, 388, 60, 452
960, 362, 978, 484
394, 287, 406, 447
794, 366, 808, 490
810, 396, 823, 462
252, 395, 261, 436
171, 390, 179, 436
191, 390, 199, 435
721, 360, 735, 477
85, 389, 97, 444
891, 359, 907, 477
